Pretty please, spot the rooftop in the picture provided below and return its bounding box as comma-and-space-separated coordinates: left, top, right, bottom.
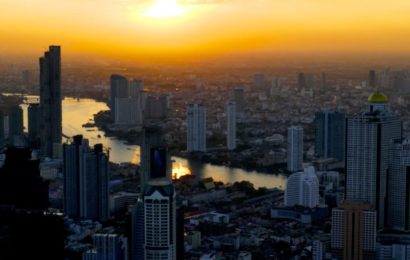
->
368, 91, 388, 103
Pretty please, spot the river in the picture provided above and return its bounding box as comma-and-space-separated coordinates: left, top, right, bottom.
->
16, 95, 286, 189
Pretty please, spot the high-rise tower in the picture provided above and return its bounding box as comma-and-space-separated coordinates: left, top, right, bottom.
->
143, 179, 176, 260
140, 127, 170, 191
7, 105, 23, 145
226, 101, 236, 151
331, 201, 377, 259
63, 135, 109, 220
315, 111, 345, 161
187, 104, 206, 152
28, 103, 41, 146
345, 92, 402, 228
110, 75, 128, 120
0, 111, 4, 147
387, 137, 410, 231
287, 126, 304, 172
39, 46, 62, 158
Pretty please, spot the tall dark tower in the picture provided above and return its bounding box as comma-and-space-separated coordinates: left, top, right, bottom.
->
28, 103, 41, 147
63, 135, 109, 221
140, 127, 170, 191
369, 70, 377, 88
110, 74, 128, 120
298, 72, 306, 89
0, 111, 4, 147
39, 46, 62, 158
7, 105, 23, 145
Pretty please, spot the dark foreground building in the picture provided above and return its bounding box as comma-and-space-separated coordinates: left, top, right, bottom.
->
0, 147, 64, 259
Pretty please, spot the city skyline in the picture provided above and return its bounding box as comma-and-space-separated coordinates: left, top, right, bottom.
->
2, 0, 410, 257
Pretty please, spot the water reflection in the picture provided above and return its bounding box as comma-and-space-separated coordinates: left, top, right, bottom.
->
171, 160, 192, 180
172, 157, 287, 189
17, 96, 286, 189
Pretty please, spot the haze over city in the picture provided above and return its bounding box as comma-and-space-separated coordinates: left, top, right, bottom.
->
2, 1, 410, 260
2, 0, 410, 62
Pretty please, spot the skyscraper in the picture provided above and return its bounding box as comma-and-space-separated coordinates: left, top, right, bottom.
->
63, 135, 86, 218
143, 179, 176, 260
226, 101, 236, 151
28, 103, 41, 145
387, 137, 410, 231
110, 75, 129, 120
128, 79, 145, 124
39, 46, 62, 158
331, 201, 377, 260
285, 166, 319, 208
187, 104, 206, 152
139, 137, 177, 260
81, 144, 109, 221
63, 135, 109, 220
131, 200, 145, 260
345, 92, 401, 228
0, 111, 4, 147
0, 148, 61, 260
315, 111, 345, 161
114, 98, 143, 125
7, 105, 23, 144
0, 147, 49, 209
140, 127, 170, 191
287, 126, 303, 172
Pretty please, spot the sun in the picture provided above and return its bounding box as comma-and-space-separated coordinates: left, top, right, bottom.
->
144, 0, 185, 18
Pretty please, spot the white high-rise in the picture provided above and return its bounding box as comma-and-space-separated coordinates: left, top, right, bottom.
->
285, 166, 319, 208
287, 126, 303, 172
187, 104, 206, 152
143, 179, 176, 260
346, 92, 401, 228
388, 137, 410, 231
226, 101, 236, 150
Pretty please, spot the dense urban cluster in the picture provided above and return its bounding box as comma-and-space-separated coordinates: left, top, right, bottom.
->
1, 46, 410, 259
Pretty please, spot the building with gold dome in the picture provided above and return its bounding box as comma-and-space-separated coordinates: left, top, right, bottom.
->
367, 91, 389, 103
345, 91, 402, 230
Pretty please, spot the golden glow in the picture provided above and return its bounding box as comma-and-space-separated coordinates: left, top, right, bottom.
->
1, 0, 410, 60
144, 0, 185, 17
131, 148, 141, 165
172, 162, 192, 180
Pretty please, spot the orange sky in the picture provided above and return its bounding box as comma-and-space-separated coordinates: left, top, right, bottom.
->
1, 0, 410, 61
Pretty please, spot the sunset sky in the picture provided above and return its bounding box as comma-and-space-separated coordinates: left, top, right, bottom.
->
2, 0, 410, 61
